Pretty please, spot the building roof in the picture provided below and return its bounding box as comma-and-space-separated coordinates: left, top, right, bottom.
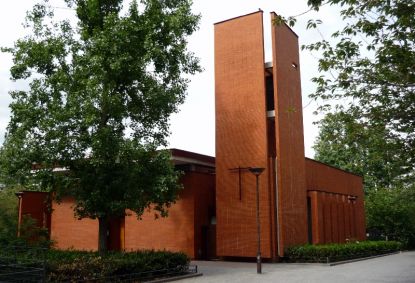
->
170, 148, 215, 168
305, 157, 363, 178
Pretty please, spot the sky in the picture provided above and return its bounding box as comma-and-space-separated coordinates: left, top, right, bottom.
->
0, 0, 343, 158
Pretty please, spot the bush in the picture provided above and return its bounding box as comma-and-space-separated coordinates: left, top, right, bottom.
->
286, 241, 402, 263
0, 186, 51, 248
0, 214, 52, 248
366, 187, 415, 249
0, 187, 19, 245
46, 249, 190, 281
0, 246, 189, 282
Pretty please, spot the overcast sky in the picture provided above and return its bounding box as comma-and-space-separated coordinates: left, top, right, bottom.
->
0, 0, 342, 158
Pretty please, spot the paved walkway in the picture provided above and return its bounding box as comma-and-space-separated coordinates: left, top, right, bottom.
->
183, 251, 415, 283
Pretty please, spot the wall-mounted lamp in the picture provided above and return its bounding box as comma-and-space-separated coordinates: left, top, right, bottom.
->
348, 195, 357, 201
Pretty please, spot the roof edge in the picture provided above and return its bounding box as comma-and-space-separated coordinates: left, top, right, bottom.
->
214, 10, 263, 26
305, 157, 363, 178
170, 148, 215, 166
270, 12, 299, 38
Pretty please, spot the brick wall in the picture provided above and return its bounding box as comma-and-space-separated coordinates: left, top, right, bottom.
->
193, 172, 216, 259
45, 169, 215, 258
124, 171, 214, 259
50, 197, 99, 250
215, 11, 273, 259
305, 159, 366, 243
271, 12, 308, 255
17, 191, 50, 236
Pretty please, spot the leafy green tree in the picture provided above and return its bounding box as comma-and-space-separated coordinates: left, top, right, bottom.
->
0, 149, 20, 243
0, 187, 19, 242
313, 111, 412, 189
366, 187, 415, 248
302, 0, 415, 170
314, 112, 415, 247
1, 0, 200, 252
275, 0, 415, 247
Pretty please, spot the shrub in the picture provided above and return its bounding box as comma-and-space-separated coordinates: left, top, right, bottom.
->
0, 247, 189, 282
0, 187, 19, 245
286, 241, 402, 263
46, 249, 190, 281
366, 187, 415, 249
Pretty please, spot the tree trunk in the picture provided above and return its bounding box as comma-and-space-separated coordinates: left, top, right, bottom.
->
98, 217, 108, 254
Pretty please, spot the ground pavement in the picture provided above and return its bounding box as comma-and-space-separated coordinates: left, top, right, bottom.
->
183, 251, 415, 283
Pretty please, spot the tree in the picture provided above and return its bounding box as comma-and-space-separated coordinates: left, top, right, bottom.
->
1, 0, 200, 252
313, 112, 415, 248
278, 0, 415, 247
365, 187, 415, 248
303, 0, 415, 246
313, 111, 412, 189
301, 0, 415, 171
0, 186, 19, 243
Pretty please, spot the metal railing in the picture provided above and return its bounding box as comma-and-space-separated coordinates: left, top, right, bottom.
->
0, 245, 198, 282
64, 265, 198, 282
0, 245, 47, 282
286, 250, 400, 264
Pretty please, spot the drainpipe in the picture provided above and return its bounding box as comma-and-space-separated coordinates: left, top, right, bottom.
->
275, 157, 281, 258
15, 192, 23, 237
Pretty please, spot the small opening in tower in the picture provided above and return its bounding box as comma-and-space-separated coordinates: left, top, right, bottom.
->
265, 75, 274, 112
292, 62, 298, 69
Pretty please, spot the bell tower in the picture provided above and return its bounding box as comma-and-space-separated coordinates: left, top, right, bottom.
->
215, 11, 307, 259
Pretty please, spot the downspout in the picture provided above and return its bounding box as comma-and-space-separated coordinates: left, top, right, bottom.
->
15, 192, 23, 237
275, 157, 281, 257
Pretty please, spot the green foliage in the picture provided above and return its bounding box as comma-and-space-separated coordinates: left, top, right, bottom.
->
303, 0, 415, 171
366, 187, 415, 248
273, 14, 297, 27
1, 0, 200, 251
0, 187, 19, 244
0, 247, 189, 281
313, 112, 415, 249
0, 188, 51, 247
314, 111, 411, 189
286, 241, 402, 262
307, 0, 415, 251
314, 113, 415, 249
45, 249, 189, 281
17, 215, 51, 247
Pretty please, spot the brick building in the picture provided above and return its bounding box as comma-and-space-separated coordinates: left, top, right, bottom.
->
16, 11, 366, 260
17, 149, 216, 259
214, 11, 365, 259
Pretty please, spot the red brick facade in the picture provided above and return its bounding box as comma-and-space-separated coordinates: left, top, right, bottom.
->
215, 11, 273, 259
271, 12, 308, 255
16, 191, 50, 237
16, 11, 366, 260
19, 150, 216, 259
214, 11, 365, 259
51, 197, 99, 250
124, 170, 215, 259
305, 159, 366, 244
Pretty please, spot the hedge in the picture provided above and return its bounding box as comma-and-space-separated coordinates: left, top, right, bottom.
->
0, 247, 190, 282
286, 241, 402, 263
46, 249, 190, 281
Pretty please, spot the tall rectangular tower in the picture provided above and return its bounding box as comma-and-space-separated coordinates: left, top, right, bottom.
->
271, 12, 308, 255
215, 11, 307, 259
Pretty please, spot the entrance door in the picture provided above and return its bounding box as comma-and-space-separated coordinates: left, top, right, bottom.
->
200, 224, 216, 260
107, 217, 125, 251
207, 224, 216, 259
307, 197, 313, 244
